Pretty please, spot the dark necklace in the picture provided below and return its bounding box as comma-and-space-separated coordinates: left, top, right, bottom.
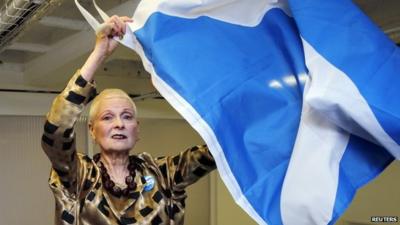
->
93, 153, 144, 197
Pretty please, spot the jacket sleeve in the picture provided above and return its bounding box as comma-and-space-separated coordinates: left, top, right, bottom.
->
41, 70, 96, 194
156, 145, 216, 192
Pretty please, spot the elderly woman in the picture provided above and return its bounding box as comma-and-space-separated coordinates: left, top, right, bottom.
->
41, 16, 216, 225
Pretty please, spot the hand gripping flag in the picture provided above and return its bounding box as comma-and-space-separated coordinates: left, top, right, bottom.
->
75, 0, 399, 224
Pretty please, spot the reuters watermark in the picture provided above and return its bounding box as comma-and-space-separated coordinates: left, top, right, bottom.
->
370, 216, 398, 223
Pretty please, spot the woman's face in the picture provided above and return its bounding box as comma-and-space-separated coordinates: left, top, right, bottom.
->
90, 96, 139, 153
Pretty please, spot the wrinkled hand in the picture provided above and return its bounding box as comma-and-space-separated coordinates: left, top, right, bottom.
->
80, 15, 132, 82
93, 15, 133, 58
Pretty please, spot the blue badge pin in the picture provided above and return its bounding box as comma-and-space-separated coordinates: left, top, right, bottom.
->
143, 175, 155, 192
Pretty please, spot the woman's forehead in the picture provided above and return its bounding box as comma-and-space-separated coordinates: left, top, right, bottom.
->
97, 96, 135, 112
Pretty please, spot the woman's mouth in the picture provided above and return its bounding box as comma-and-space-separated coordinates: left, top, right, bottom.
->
111, 134, 127, 140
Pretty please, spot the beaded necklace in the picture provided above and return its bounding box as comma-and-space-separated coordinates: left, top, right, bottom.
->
93, 153, 144, 197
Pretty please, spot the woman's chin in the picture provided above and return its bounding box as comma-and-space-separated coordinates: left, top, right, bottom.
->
99, 140, 137, 153
102, 145, 133, 153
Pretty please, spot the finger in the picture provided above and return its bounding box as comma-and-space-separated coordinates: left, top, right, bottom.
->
121, 16, 133, 23
108, 15, 131, 37
109, 15, 132, 22
115, 16, 126, 35
113, 16, 125, 31
119, 17, 133, 35
108, 19, 123, 38
121, 22, 126, 34
106, 16, 117, 32
109, 16, 120, 30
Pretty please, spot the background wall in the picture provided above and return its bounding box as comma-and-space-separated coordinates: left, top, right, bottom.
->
0, 116, 86, 225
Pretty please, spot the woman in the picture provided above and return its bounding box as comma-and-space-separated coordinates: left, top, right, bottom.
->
41, 15, 216, 225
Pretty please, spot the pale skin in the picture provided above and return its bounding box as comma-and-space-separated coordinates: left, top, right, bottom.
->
82, 15, 136, 186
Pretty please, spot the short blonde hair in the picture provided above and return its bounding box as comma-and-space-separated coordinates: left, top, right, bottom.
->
88, 89, 137, 123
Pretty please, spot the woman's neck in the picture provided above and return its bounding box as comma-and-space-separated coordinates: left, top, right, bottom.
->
100, 151, 130, 185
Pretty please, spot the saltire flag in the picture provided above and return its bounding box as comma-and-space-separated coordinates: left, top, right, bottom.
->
76, 0, 399, 224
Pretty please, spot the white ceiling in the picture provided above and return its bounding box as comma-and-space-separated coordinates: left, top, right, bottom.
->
0, 0, 154, 97
0, 0, 399, 96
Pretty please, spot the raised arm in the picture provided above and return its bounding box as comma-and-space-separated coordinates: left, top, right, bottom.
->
41, 15, 132, 195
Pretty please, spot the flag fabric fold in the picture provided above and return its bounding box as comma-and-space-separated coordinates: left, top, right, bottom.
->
75, 0, 398, 224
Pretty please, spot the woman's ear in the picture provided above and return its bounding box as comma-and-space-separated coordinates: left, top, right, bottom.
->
135, 120, 141, 142
88, 122, 96, 141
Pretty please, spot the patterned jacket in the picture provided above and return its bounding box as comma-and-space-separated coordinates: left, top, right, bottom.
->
41, 71, 216, 225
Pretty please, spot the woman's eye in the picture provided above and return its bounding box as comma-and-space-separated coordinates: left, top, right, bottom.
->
102, 115, 112, 121
123, 114, 133, 120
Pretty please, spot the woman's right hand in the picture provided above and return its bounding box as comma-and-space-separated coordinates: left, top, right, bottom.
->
81, 15, 133, 82
93, 15, 133, 59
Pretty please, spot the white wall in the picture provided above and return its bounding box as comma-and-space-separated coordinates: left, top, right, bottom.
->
0, 116, 87, 225
337, 162, 400, 225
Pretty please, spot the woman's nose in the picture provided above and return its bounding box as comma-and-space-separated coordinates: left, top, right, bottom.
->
114, 117, 125, 128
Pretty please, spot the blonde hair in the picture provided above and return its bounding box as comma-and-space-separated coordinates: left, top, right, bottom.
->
88, 89, 137, 123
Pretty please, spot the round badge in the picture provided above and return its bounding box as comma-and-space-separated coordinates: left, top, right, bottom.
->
143, 175, 155, 192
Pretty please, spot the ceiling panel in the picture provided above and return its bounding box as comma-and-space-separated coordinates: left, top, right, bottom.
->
17, 23, 79, 45
0, 48, 42, 63
49, 0, 131, 20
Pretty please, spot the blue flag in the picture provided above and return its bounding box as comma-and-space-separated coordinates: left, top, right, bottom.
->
77, 0, 399, 224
